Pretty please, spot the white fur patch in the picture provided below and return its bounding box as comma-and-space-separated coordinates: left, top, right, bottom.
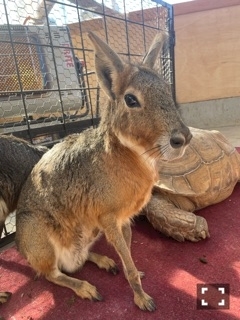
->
50, 231, 101, 273
117, 133, 157, 171
57, 244, 90, 273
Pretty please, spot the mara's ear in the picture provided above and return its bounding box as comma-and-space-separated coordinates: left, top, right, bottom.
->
142, 31, 168, 69
88, 32, 124, 99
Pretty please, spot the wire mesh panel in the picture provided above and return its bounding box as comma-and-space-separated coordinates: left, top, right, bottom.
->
0, 36, 44, 93
0, 0, 174, 246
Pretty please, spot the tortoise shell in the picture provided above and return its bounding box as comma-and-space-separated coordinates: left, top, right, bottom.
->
156, 127, 240, 211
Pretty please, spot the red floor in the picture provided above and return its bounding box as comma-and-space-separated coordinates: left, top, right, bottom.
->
0, 156, 240, 320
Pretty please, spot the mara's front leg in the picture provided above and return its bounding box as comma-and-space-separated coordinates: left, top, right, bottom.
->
121, 222, 132, 249
100, 216, 156, 312
121, 222, 145, 279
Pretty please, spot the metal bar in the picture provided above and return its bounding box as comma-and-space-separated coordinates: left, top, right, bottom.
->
0, 85, 99, 96
75, 0, 96, 128
152, 0, 175, 100
43, 0, 67, 132
141, 0, 147, 54
122, 0, 131, 63
2, 0, 33, 143
168, 4, 176, 101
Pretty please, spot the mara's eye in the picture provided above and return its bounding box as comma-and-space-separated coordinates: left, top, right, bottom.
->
124, 94, 140, 108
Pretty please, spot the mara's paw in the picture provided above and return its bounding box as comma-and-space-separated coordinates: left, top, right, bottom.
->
76, 281, 103, 302
134, 292, 156, 312
101, 256, 119, 275
138, 271, 145, 279
88, 252, 119, 275
0, 291, 12, 304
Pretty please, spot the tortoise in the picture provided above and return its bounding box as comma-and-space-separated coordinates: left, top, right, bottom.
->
143, 127, 240, 242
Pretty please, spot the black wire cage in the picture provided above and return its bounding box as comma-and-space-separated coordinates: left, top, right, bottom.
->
0, 0, 174, 246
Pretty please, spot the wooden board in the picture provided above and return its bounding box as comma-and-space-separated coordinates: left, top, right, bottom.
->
174, 4, 240, 103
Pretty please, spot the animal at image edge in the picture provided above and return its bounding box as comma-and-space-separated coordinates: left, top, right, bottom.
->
0, 135, 48, 304
14, 31, 191, 311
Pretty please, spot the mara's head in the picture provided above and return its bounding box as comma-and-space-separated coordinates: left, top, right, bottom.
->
88, 32, 192, 162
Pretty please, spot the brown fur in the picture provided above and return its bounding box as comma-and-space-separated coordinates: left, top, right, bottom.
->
15, 32, 191, 311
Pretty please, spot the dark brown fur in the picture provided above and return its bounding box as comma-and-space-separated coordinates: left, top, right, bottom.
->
15, 32, 191, 311
0, 135, 47, 236
0, 134, 47, 303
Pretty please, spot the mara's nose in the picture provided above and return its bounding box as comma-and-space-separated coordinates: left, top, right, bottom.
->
170, 127, 192, 149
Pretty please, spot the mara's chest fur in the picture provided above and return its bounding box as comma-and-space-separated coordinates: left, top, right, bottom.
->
101, 149, 158, 223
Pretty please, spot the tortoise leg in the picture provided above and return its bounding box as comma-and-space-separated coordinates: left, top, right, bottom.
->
144, 194, 210, 242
